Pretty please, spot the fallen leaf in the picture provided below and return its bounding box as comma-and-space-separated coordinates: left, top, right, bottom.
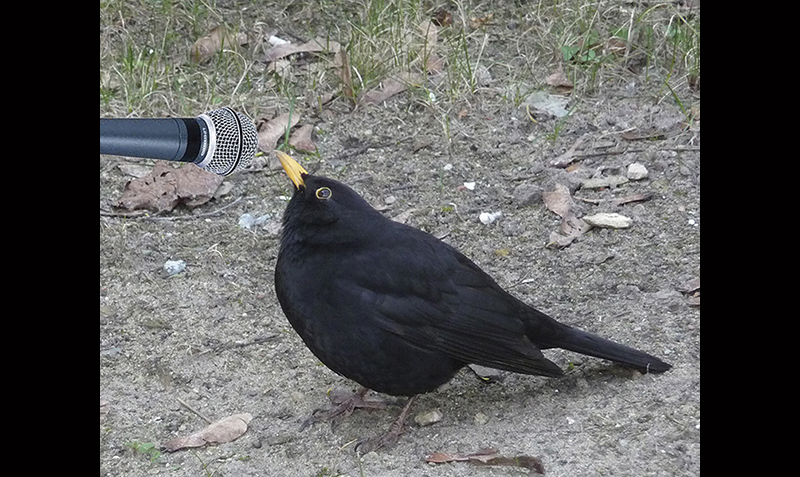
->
264, 37, 341, 63
469, 13, 494, 29
191, 25, 248, 64
678, 276, 700, 293
426, 448, 544, 474
418, 20, 443, 74
580, 175, 629, 189
359, 72, 423, 105
163, 413, 252, 452
542, 183, 573, 218
289, 123, 316, 152
257, 112, 301, 152
115, 163, 223, 212
575, 192, 652, 206
545, 66, 573, 93
583, 212, 633, 229
267, 58, 293, 81
432, 8, 452, 26
543, 183, 590, 248
359, 73, 421, 104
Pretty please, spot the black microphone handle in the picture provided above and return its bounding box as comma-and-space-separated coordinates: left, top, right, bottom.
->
99, 117, 209, 164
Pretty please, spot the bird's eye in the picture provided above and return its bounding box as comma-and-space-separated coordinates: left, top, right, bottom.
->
315, 187, 332, 200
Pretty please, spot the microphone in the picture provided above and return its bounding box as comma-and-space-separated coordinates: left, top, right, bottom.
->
100, 107, 258, 176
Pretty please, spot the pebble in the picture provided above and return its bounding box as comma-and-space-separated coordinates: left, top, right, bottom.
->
627, 163, 649, 180
238, 213, 255, 229
479, 211, 502, 225
513, 183, 542, 206
474, 412, 489, 425
239, 213, 272, 229
414, 409, 443, 426
163, 259, 186, 276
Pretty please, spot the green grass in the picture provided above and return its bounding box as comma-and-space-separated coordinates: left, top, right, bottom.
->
100, 0, 699, 123
125, 440, 161, 463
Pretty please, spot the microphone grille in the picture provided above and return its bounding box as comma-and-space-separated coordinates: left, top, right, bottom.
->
200, 108, 258, 176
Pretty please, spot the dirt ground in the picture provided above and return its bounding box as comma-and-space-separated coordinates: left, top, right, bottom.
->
100, 4, 699, 476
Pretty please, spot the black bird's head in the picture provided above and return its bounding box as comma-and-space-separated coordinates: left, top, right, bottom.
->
276, 151, 384, 245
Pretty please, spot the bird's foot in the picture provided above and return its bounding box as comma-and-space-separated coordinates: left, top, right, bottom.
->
301, 387, 395, 431
354, 395, 417, 454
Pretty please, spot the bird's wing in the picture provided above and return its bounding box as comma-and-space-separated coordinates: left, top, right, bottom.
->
336, 232, 563, 377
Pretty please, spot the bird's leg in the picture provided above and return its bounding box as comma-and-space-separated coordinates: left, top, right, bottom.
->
301, 387, 395, 430
355, 395, 418, 454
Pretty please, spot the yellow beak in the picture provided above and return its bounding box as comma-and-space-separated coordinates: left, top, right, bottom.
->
275, 150, 308, 189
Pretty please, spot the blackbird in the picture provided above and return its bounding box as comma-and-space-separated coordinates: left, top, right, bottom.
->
273, 151, 671, 452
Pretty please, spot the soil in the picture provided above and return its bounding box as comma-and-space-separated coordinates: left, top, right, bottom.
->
100, 5, 699, 477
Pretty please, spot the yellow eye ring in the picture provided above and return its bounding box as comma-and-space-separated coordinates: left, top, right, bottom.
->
315, 187, 332, 200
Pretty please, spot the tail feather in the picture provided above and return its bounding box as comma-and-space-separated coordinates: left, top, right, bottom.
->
525, 310, 672, 373
551, 327, 672, 373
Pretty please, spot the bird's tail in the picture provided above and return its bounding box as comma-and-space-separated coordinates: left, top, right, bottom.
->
525, 310, 672, 374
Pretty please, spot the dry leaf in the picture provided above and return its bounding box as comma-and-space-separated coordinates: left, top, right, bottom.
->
163, 413, 252, 452
115, 163, 223, 212
433, 8, 453, 26
264, 37, 342, 63
575, 192, 652, 206
542, 183, 574, 219
191, 25, 247, 64
289, 124, 316, 152
580, 175, 629, 189
678, 276, 700, 306
470, 13, 494, 29
583, 212, 632, 229
418, 20, 443, 74
426, 447, 544, 474
267, 58, 293, 81
359, 72, 422, 105
545, 67, 573, 93
678, 277, 700, 294
543, 183, 590, 248
257, 112, 301, 152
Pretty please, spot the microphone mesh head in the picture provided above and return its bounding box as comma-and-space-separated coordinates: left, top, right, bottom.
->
200, 107, 258, 176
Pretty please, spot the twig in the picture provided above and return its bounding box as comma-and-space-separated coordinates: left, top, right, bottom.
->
176, 397, 213, 424
100, 196, 251, 221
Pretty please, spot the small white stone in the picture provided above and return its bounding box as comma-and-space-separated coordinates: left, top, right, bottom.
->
268, 35, 290, 46
414, 409, 443, 426
479, 211, 502, 225
163, 260, 186, 275
627, 163, 649, 180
